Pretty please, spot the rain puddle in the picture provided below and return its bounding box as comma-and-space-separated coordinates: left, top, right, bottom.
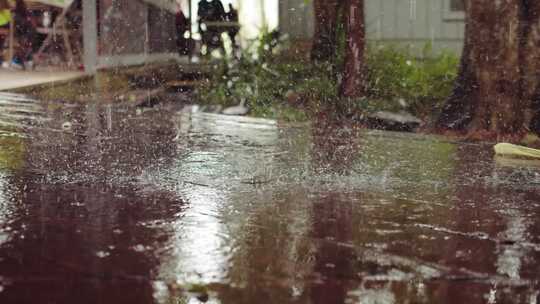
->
0, 92, 538, 304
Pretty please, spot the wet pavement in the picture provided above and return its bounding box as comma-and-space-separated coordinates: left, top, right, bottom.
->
0, 92, 539, 304
0, 70, 86, 91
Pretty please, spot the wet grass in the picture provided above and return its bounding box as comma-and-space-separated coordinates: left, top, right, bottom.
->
197, 43, 459, 123
26, 77, 99, 102
0, 136, 25, 170
14, 62, 185, 104
5, 47, 458, 126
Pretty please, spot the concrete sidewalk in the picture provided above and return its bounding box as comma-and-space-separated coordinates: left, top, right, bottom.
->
0, 69, 87, 91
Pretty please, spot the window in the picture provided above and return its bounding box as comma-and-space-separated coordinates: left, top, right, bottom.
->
443, 0, 465, 21
450, 0, 465, 12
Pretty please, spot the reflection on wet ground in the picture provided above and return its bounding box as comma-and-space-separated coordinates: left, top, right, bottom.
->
0, 92, 539, 303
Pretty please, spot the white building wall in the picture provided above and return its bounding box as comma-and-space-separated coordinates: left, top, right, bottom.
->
278, 0, 314, 40
278, 0, 465, 56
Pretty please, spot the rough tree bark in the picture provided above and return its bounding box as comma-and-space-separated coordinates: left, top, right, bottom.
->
339, 0, 366, 98
519, 0, 540, 135
436, 0, 540, 140
311, 0, 341, 61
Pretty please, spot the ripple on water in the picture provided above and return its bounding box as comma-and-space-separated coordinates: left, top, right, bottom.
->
0, 103, 538, 303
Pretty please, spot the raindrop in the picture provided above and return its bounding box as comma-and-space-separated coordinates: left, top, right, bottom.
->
132, 244, 146, 252
62, 122, 72, 130
95, 251, 110, 258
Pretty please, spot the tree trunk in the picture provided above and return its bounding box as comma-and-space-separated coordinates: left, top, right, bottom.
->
311, 0, 341, 62
339, 0, 365, 98
434, 1, 476, 131
519, 0, 540, 135
436, 0, 540, 140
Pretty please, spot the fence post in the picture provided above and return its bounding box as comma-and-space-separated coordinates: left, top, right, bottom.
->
83, 0, 98, 73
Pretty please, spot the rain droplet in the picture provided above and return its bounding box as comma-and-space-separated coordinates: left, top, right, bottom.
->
62, 122, 72, 130
132, 244, 146, 252
95, 251, 110, 258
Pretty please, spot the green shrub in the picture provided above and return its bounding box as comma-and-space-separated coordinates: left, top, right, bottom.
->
365, 44, 459, 116
198, 38, 459, 121
198, 31, 337, 121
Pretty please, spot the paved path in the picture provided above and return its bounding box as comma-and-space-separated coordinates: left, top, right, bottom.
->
0, 99, 539, 303
0, 69, 86, 91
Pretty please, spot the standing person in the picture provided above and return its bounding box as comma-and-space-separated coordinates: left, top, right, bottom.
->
224, 4, 238, 50
198, 0, 225, 54
0, 0, 11, 68
175, 6, 190, 55
209, 0, 225, 21
12, 0, 36, 70
207, 0, 225, 52
197, 0, 210, 48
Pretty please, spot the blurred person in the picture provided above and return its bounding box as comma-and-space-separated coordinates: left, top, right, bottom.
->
12, 0, 37, 70
224, 3, 238, 50
209, 0, 225, 20
197, 0, 210, 34
66, 0, 83, 66
197, 0, 225, 53
175, 6, 190, 55
0, 0, 11, 68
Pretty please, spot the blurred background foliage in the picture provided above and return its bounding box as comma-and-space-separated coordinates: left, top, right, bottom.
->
198, 31, 459, 122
